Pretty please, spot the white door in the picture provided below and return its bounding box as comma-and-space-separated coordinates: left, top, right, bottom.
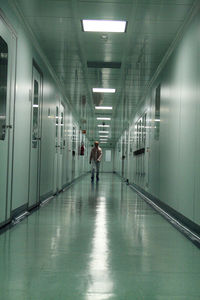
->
144, 112, 150, 188
71, 125, 76, 179
53, 103, 65, 192
28, 65, 42, 208
0, 18, 16, 224
53, 105, 60, 193
101, 149, 113, 172
58, 103, 64, 191
121, 139, 125, 178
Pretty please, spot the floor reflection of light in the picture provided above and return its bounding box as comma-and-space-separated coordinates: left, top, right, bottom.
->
86, 196, 114, 300
50, 227, 61, 255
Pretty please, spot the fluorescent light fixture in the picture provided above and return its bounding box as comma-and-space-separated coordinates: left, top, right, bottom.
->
96, 117, 111, 120
99, 136, 109, 138
99, 131, 109, 133
93, 88, 115, 93
100, 142, 108, 144
95, 106, 113, 110
98, 125, 110, 127
33, 104, 39, 108
82, 20, 127, 33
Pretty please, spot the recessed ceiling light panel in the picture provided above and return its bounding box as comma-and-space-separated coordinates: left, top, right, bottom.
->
82, 20, 127, 33
95, 106, 113, 110
97, 125, 110, 127
93, 88, 115, 93
96, 117, 111, 120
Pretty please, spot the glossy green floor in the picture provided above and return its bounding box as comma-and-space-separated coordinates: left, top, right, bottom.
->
0, 174, 200, 300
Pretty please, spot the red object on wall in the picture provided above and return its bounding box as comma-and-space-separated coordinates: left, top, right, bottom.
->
80, 144, 84, 156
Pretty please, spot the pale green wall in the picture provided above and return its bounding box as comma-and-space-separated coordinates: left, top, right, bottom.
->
0, 0, 89, 214
114, 8, 200, 226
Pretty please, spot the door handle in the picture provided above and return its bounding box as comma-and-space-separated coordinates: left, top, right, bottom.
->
2, 125, 12, 129
7, 125, 13, 129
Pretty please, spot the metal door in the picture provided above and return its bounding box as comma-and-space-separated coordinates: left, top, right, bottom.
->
28, 65, 42, 208
53, 103, 65, 192
144, 112, 150, 188
121, 138, 125, 178
53, 105, 60, 193
101, 149, 113, 172
71, 125, 76, 179
0, 17, 16, 224
58, 103, 64, 190
125, 130, 129, 179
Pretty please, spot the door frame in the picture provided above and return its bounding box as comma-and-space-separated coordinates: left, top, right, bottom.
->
53, 103, 60, 194
58, 101, 65, 191
0, 10, 17, 224
28, 60, 43, 208
60, 101, 66, 189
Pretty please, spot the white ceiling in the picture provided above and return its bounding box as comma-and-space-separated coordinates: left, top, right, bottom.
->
14, 0, 195, 145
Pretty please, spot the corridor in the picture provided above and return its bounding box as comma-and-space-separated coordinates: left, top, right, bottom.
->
0, 174, 200, 300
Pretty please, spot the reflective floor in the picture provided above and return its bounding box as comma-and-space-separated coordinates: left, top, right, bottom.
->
0, 174, 200, 300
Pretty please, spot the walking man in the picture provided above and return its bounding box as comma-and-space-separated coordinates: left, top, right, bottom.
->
89, 141, 102, 181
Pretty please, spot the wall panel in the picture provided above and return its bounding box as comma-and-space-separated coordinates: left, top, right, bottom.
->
114, 8, 200, 227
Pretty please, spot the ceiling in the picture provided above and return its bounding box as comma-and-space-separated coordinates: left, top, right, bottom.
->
14, 0, 195, 146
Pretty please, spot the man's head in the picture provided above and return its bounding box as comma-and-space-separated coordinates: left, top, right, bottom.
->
94, 141, 99, 148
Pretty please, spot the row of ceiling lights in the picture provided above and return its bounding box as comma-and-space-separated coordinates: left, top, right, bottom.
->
82, 19, 127, 143
95, 89, 112, 143
94, 89, 113, 142
93, 87, 113, 142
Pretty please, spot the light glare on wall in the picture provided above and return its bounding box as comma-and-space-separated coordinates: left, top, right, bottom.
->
93, 88, 115, 93
82, 20, 127, 32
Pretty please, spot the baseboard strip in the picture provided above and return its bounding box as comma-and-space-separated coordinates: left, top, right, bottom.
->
129, 183, 200, 249
114, 172, 200, 249
0, 172, 89, 234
